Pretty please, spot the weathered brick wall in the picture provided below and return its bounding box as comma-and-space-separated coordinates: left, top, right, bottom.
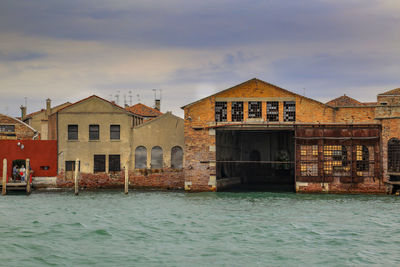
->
381, 118, 400, 181
334, 107, 376, 123
56, 168, 184, 190
0, 114, 36, 140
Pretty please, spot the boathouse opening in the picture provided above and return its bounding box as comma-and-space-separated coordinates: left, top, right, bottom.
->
216, 129, 295, 191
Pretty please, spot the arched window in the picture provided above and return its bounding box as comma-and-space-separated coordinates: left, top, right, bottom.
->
135, 146, 147, 169
171, 146, 183, 169
151, 146, 163, 169
388, 138, 400, 172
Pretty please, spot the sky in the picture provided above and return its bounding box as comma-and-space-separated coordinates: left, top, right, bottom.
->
0, 0, 399, 118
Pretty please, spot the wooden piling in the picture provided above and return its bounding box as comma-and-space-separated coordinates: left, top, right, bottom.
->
26, 158, 31, 195
2, 159, 7, 196
124, 164, 129, 194
74, 159, 79, 195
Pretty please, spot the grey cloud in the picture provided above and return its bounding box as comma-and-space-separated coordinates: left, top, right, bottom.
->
0, 51, 47, 62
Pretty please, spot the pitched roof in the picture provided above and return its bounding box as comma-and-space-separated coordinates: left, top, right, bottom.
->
326, 95, 364, 107
24, 102, 71, 119
0, 113, 37, 133
378, 88, 400, 96
181, 78, 332, 109
134, 112, 182, 129
125, 103, 163, 117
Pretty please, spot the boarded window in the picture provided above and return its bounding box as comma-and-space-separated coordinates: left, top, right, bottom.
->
267, 102, 279, 122
0, 125, 15, 133
94, 155, 105, 172
248, 101, 262, 118
231, 101, 243, 122
283, 101, 296, 122
300, 145, 318, 176
68, 125, 78, 140
110, 125, 120, 140
151, 146, 163, 169
135, 146, 147, 169
171, 146, 183, 169
388, 138, 400, 173
109, 155, 120, 172
215, 102, 227, 122
89, 125, 99, 140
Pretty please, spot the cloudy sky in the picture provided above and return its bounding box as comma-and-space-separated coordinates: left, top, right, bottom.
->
0, 0, 399, 117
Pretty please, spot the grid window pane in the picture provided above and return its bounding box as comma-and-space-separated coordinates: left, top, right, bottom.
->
215, 102, 227, 122
231, 101, 243, 122
68, 125, 78, 140
94, 155, 105, 172
89, 125, 99, 140
0, 125, 15, 132
109, 155, 121, 172
388, 138, 400, 172
110, 125, 120, 140
267, 102, 279, 122
283, 101, 296, 122
248, 101, 262, 118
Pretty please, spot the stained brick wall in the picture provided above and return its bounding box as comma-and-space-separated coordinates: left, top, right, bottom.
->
0, 114, 36, 140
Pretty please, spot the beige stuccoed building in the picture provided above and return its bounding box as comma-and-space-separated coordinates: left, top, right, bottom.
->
49, 95, 143, 175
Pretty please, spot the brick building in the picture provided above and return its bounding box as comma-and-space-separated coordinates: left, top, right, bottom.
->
182, 78, 400, 193
0, 113, 38, 140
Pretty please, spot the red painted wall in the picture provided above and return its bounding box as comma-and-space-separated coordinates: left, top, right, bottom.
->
0, 140, 57, 180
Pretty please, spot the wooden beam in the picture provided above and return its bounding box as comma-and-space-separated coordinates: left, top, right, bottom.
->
124, 164, 129, 194
74, 159, 79, 196
2, 158, 7, 196
26, 158, 31, 195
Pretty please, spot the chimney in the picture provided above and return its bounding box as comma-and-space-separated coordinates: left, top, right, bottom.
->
155, 99, 160, 111
20, 105, 26, 119
45, 98, 51, 116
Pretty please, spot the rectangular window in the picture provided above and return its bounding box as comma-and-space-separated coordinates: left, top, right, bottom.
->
267, 102, 279, 122
89, 125, 99, 140
215, 102, 227, 122
323, 145, 350, 176
109, 155, 121, 172
68, 125, 78, 140
110, 125, 120, 140
300, 145, 318, 176
94, 155, 106, 173
231, 101, 243, 122
0, 125, 15, 133
65, 161, 80, 171
248, 101, 262, 118
283, 101, 296, 122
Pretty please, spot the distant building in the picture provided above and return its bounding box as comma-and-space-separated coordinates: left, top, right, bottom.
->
0, 113, 38, 140
125, 102, 163, 121
22, 99, 71, 140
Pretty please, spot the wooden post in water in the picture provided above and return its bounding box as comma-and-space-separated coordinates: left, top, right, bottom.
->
124, 164, 129, 194
74, 159, 79, 196
2, 159, 7, 196
26, 158, 31, 195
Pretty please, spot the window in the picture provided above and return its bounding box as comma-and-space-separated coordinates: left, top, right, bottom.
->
94, 155, 105, 172
388, 138, 400, 173
323, 145, 350, 176
248, 101, 262, 118
151, 146, 163, 169
283, 101, 296, 122
231, 101, 243, 122
356, 145, 369, 171
68, 125, 78, 140
171, 146, 183, 169
109, 155, 121, 172
300, 145, 318, 176
110, 125, 120, 140
135, 146, 147, 169
215, 102, 227, 122
0, 125, 15, 133
267, 102, 279, 122
40, 166, 50, 170
89, 125, 99, 140
65, 161, 80, 171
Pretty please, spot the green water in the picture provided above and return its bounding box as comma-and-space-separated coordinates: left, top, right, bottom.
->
1, 191, 400, 266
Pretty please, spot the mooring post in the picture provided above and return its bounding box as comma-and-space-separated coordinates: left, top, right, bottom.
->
124, 164, 129, 194
26, 158, 31, 195
74, 159, 79, 196
2, 158, 7, 196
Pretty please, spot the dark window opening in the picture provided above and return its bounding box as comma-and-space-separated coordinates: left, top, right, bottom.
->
135, 146, 147, 169
94, 155, 106, 173
171, 146, 183, 169
0, 125, 15, 133
65, 161, 80, 172
248, 101, 262, 118
356, 145, 369, 172
68, 125, 78, 140
215, 102, 227, 122
267, 102, 279, 122
110, 125, 120, 140
89, 125, 99, 140
283, 101, 296, 122
231, 101, 244, 122
109, 155, 120, 172
151, 146, 163, 169
388, 138, 400, 173
40, 166, 50, 170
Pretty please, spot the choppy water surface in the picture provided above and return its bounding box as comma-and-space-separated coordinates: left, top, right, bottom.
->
1, 191, 400, 266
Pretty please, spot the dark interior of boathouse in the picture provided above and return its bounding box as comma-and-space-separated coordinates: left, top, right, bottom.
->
216, 129, 295, 191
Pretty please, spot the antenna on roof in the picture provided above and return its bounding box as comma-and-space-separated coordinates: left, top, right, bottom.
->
137, 94, 140, 103
24, 97, 27, 109
115, 90, 120, 105
124, 94, 127, 107
129, 91, 132, 106
152, 89, 157, 101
